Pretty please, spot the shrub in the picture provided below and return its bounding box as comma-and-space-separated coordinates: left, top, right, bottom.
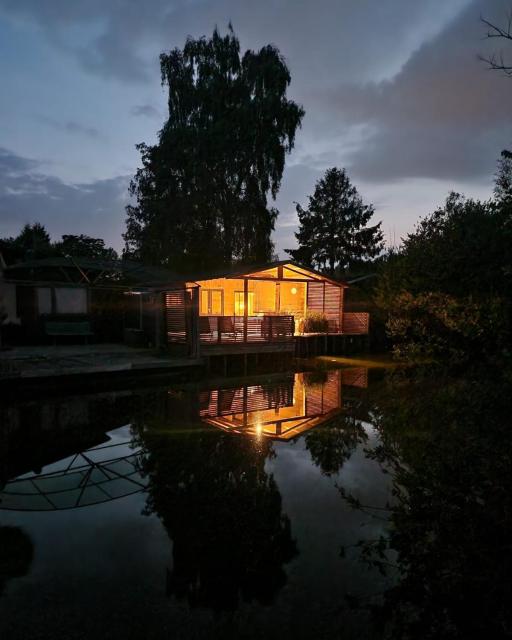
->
302, 311, 329, 333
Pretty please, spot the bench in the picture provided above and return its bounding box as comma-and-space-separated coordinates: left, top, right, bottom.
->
45, 320, 94, 344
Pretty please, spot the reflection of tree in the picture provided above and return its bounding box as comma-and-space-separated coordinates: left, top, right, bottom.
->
305, 414, 367, 476
342, 370, 512, 639
138, 425, 297, 611
0, 526, 33, 595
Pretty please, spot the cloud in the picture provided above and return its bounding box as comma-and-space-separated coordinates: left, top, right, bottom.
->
130, 104, 161, 119
37, 116, 103, 140
0, 0, 471, 85
318, 0, 512, 182
0, 148, 129, 249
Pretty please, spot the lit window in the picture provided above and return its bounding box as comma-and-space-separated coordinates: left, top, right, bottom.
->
200, 289, 224, 315
234, 292, 254, 316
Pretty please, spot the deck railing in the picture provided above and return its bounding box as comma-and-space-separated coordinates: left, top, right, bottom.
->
199, 315, 295, 345
342, 312, 370, 335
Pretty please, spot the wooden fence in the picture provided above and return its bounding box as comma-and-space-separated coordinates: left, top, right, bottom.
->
342, 312, 370, 335
199, 315, 294, 345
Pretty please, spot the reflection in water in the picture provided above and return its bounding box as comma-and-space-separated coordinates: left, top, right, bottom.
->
341, 370, 512, 639
138, 425, 298, 611
0, 368, 371, 616
0, 427, 146, 511
1, 365, 510, 637
0, 526, 33, 595
305, 413, 368, 476
199, 368, 368, 441
133, 367, 369, 611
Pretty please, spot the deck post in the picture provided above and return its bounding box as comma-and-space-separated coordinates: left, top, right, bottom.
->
243, 278, 248, 343
189, 287, 200, 358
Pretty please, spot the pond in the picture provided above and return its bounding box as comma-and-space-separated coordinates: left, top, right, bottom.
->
0, 363, 511, 639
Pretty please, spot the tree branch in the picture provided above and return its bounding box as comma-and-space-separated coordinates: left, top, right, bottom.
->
480, 13, 512, 75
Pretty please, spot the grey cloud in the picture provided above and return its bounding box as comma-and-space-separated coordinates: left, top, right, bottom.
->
321, 0, 512, 181
130, 104, 161, 119
0, 0, 471, 85
38, 116, 104, 140
0, 148, 129, 249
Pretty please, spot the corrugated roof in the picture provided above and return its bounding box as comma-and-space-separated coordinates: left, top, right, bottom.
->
4, 257, 348, 288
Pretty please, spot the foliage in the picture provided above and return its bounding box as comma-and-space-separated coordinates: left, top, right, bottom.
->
135, 404, 297, 611
0, 224, 118, 264
124, 25, 304, 272
302, 311, 329, 333
0, 223, 51, 263
54, 234, 118, 260
287, 167, 383, 276
384, 290, 508, 364
375, 190, 512, 364
305, 414, 368, 476
342, 369, 512, 638
0, 526, 33, 595
495, 149, 512, 205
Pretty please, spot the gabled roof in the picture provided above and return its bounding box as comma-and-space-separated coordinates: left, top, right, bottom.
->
190, 260, 348, 287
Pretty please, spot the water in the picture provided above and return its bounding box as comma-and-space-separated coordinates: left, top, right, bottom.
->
1, 364, 510, 639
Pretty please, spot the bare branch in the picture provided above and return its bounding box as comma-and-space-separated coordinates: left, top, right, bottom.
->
481, 12, 512, 76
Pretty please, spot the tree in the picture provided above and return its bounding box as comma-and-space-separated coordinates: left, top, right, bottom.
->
495, 149, 512, 205
0, 223, 52, 263
480, 12, 512, 76
341, 368, 512, 638
287, 167, 383, 276
0, 225, 118, 265
124, 25, 304, 272
54, 234, 118, 261
375, 187, 512, 364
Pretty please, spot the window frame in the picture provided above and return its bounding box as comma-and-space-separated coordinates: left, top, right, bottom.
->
200, 288, 224, 315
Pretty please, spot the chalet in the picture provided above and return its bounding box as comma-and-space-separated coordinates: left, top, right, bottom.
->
163, 260, 369, 358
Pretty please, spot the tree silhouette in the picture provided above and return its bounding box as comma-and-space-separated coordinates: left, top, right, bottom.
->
340, 369, 512, 638
124, 25, 304, 272
138, 423, 298, 611
0, 526, 33, 596
305, 414, 368, 476
54, 234, 118, 261
287, 168, 383, 276
0, 223, 52, 263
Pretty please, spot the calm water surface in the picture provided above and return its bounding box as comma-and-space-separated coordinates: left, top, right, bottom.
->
1, 364, 510, 639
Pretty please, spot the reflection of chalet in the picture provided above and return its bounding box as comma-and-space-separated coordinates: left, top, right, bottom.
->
200, 368, 368, 441
165, 261, 369, 357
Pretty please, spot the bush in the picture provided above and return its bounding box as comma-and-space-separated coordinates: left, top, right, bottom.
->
385, 290, 509, 365
302, 311, 329, 333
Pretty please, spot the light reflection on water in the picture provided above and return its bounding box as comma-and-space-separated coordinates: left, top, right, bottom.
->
7, 364, 498, 638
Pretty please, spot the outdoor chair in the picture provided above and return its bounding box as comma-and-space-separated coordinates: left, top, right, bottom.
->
199, 316, 215, 342
219, 316, 243, 342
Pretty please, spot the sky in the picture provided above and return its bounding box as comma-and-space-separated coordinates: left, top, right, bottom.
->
1, 0, 512, 256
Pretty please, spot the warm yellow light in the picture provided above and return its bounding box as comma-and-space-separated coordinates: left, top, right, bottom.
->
291, 287, 297, 295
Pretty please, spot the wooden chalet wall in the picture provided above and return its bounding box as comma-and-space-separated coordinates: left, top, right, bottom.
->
306, 282, 344, 332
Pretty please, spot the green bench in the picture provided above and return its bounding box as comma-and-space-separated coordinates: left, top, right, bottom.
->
45, 320, 94, 344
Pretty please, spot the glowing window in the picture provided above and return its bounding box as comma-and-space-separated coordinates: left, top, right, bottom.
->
200, 289, 223, 315
234, 291, 254, 316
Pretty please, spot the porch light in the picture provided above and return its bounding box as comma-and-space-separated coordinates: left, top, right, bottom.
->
291, 287, 297, 295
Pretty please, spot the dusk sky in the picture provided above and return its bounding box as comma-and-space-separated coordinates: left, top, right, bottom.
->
1, 0, 512, 256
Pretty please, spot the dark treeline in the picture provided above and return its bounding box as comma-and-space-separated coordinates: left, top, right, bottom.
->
372, 152, 512, 366
0, 223, 118, 264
